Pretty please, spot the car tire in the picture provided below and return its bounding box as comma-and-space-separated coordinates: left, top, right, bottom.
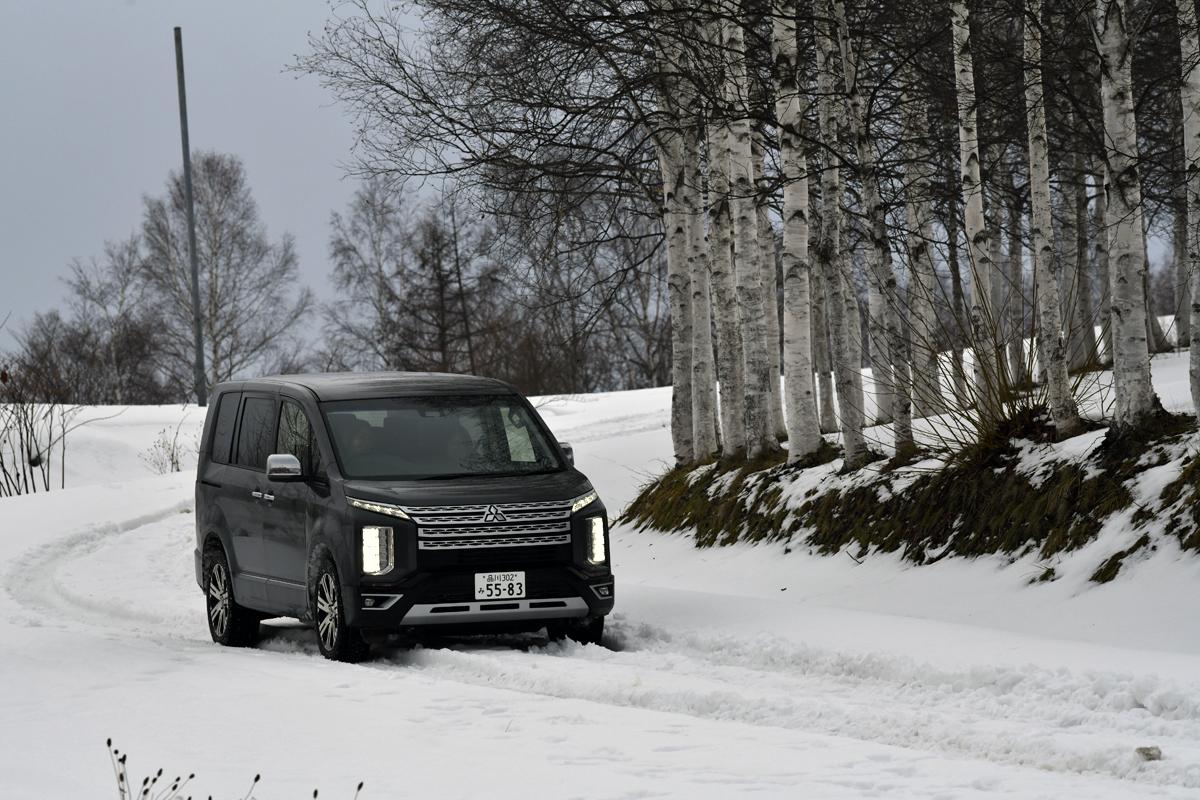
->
548, 616, 605, 646
203, 543, 260, 648
311, 554, 370, 663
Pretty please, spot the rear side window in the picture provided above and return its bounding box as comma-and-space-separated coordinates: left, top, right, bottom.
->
277, 400, 323, 475
235, 396, 277, 470
209, 391, 241, 464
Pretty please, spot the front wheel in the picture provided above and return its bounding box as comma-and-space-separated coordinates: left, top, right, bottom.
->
311, 555, 370, 663
203, 544, 260, 647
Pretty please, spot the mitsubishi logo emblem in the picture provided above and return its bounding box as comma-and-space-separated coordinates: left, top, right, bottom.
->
482, 504, 507, 523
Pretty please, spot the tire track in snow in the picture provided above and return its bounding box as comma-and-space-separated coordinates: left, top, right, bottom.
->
3, 500, 197, 635
360, 620, 1200, 793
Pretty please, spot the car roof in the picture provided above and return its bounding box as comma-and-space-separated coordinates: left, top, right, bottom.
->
215, 371, 520, 402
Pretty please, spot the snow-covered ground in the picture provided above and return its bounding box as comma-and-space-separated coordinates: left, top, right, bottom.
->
2, 366, 1199, 797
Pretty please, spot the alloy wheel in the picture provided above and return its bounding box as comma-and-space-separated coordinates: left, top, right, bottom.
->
207, 563, 231, 638
316, 572, 340, 651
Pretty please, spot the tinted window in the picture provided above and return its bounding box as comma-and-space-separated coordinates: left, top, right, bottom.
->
323, 395, 562, 480
209, 391, 241, 464
235, 396, 276, 470
277, 400, 323, 475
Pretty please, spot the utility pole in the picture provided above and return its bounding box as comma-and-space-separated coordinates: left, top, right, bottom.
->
174, 26, 208, 406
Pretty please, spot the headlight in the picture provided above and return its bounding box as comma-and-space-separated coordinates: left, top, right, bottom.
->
571, 491, 598, 513
362, 526, 394, 575
347, 496, 411, 520
585, 516, 606, 565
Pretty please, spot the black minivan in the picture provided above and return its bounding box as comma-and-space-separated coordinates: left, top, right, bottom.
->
194, 372, 613, 661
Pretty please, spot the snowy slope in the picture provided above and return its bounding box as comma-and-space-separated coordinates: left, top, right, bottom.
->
2, 367, 1200, 797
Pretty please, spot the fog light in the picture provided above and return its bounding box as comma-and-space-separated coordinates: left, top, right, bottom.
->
586, 516, 606, 565
362, 526, 394, 575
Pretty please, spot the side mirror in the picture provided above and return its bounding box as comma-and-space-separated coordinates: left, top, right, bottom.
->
266, 453, 303, 482
559, 442, 575, 466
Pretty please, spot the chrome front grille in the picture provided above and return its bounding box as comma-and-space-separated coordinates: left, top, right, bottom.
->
418, 535, 570, 549
402, 499, 573, 551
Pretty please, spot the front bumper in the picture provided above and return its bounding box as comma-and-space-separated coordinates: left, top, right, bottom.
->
345, 565, 614, 629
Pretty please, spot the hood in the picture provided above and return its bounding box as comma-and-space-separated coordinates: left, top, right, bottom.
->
342, 468, 595, 508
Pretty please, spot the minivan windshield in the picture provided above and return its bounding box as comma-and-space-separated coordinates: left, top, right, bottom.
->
323, 395, 564, 480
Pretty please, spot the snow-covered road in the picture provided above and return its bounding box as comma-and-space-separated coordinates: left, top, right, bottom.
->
2, 382, 1200, 797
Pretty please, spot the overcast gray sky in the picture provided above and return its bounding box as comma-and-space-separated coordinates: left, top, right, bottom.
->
1, 0, 358, 338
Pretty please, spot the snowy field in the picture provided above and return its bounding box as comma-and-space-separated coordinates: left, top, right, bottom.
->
2, 367, 1200, 797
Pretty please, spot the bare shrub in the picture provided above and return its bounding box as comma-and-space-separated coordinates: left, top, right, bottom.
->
108, 739, 365, 799
140, 415, 194, 475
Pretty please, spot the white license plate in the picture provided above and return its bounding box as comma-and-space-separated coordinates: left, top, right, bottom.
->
474, 571, 526, 600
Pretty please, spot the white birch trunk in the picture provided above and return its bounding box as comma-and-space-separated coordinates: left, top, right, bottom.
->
1006, 196, 1029, 385
772, 0, 822, 460
1060, 163, 1081, 369
815, 0, 866, 466
1067, 151, 1099, 371
832, 0, 895, 428
656, 132, 695, 463
951, 0, 1000, 417
810, 249, 839, 432
1178, 0, 1200, 415
754, 138, 787, 440
1174, 202, 1191, 346
944, 194, 971, 406
1024, 0, 1082, 437
685, 125, 719, 459
844, 249, 866, 416
1094, 0, 1159, 428
1093, 167, 1115, 364
902, 92, 942, 418
724, 18, 777, 459
986, 146, 1009, 385
708, 120, 747, 457
986, 175, 1006, 383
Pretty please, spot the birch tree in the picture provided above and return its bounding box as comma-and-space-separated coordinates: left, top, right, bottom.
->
1093, 0, 1160, 429
654, 47, 695, 463
1024, 0, 1082, 438
140, 152, 312, 394
724, 17, 779, 460
902, 91, 942, 419
951, 0, 1000, 418
773, 0, 822, 461
810, 260, 839, 432
686, 121, 719, 459
1064, 154, 1099, 373
945, 188, 971, 405
755, 139, 788, 440
815, 0, 867, 467
1177, 0, 1200, 419
1005, 193, 1028, 384
708, 82, 747, 457
832, 0, 897, 428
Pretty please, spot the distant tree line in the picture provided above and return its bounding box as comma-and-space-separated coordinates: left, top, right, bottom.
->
318, 179, 670, 394
4, 158, 671, 404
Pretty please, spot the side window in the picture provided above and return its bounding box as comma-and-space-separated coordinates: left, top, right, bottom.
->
235, 397, 276, 470
209, 391, 241, 464
277, 400, 323, 475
